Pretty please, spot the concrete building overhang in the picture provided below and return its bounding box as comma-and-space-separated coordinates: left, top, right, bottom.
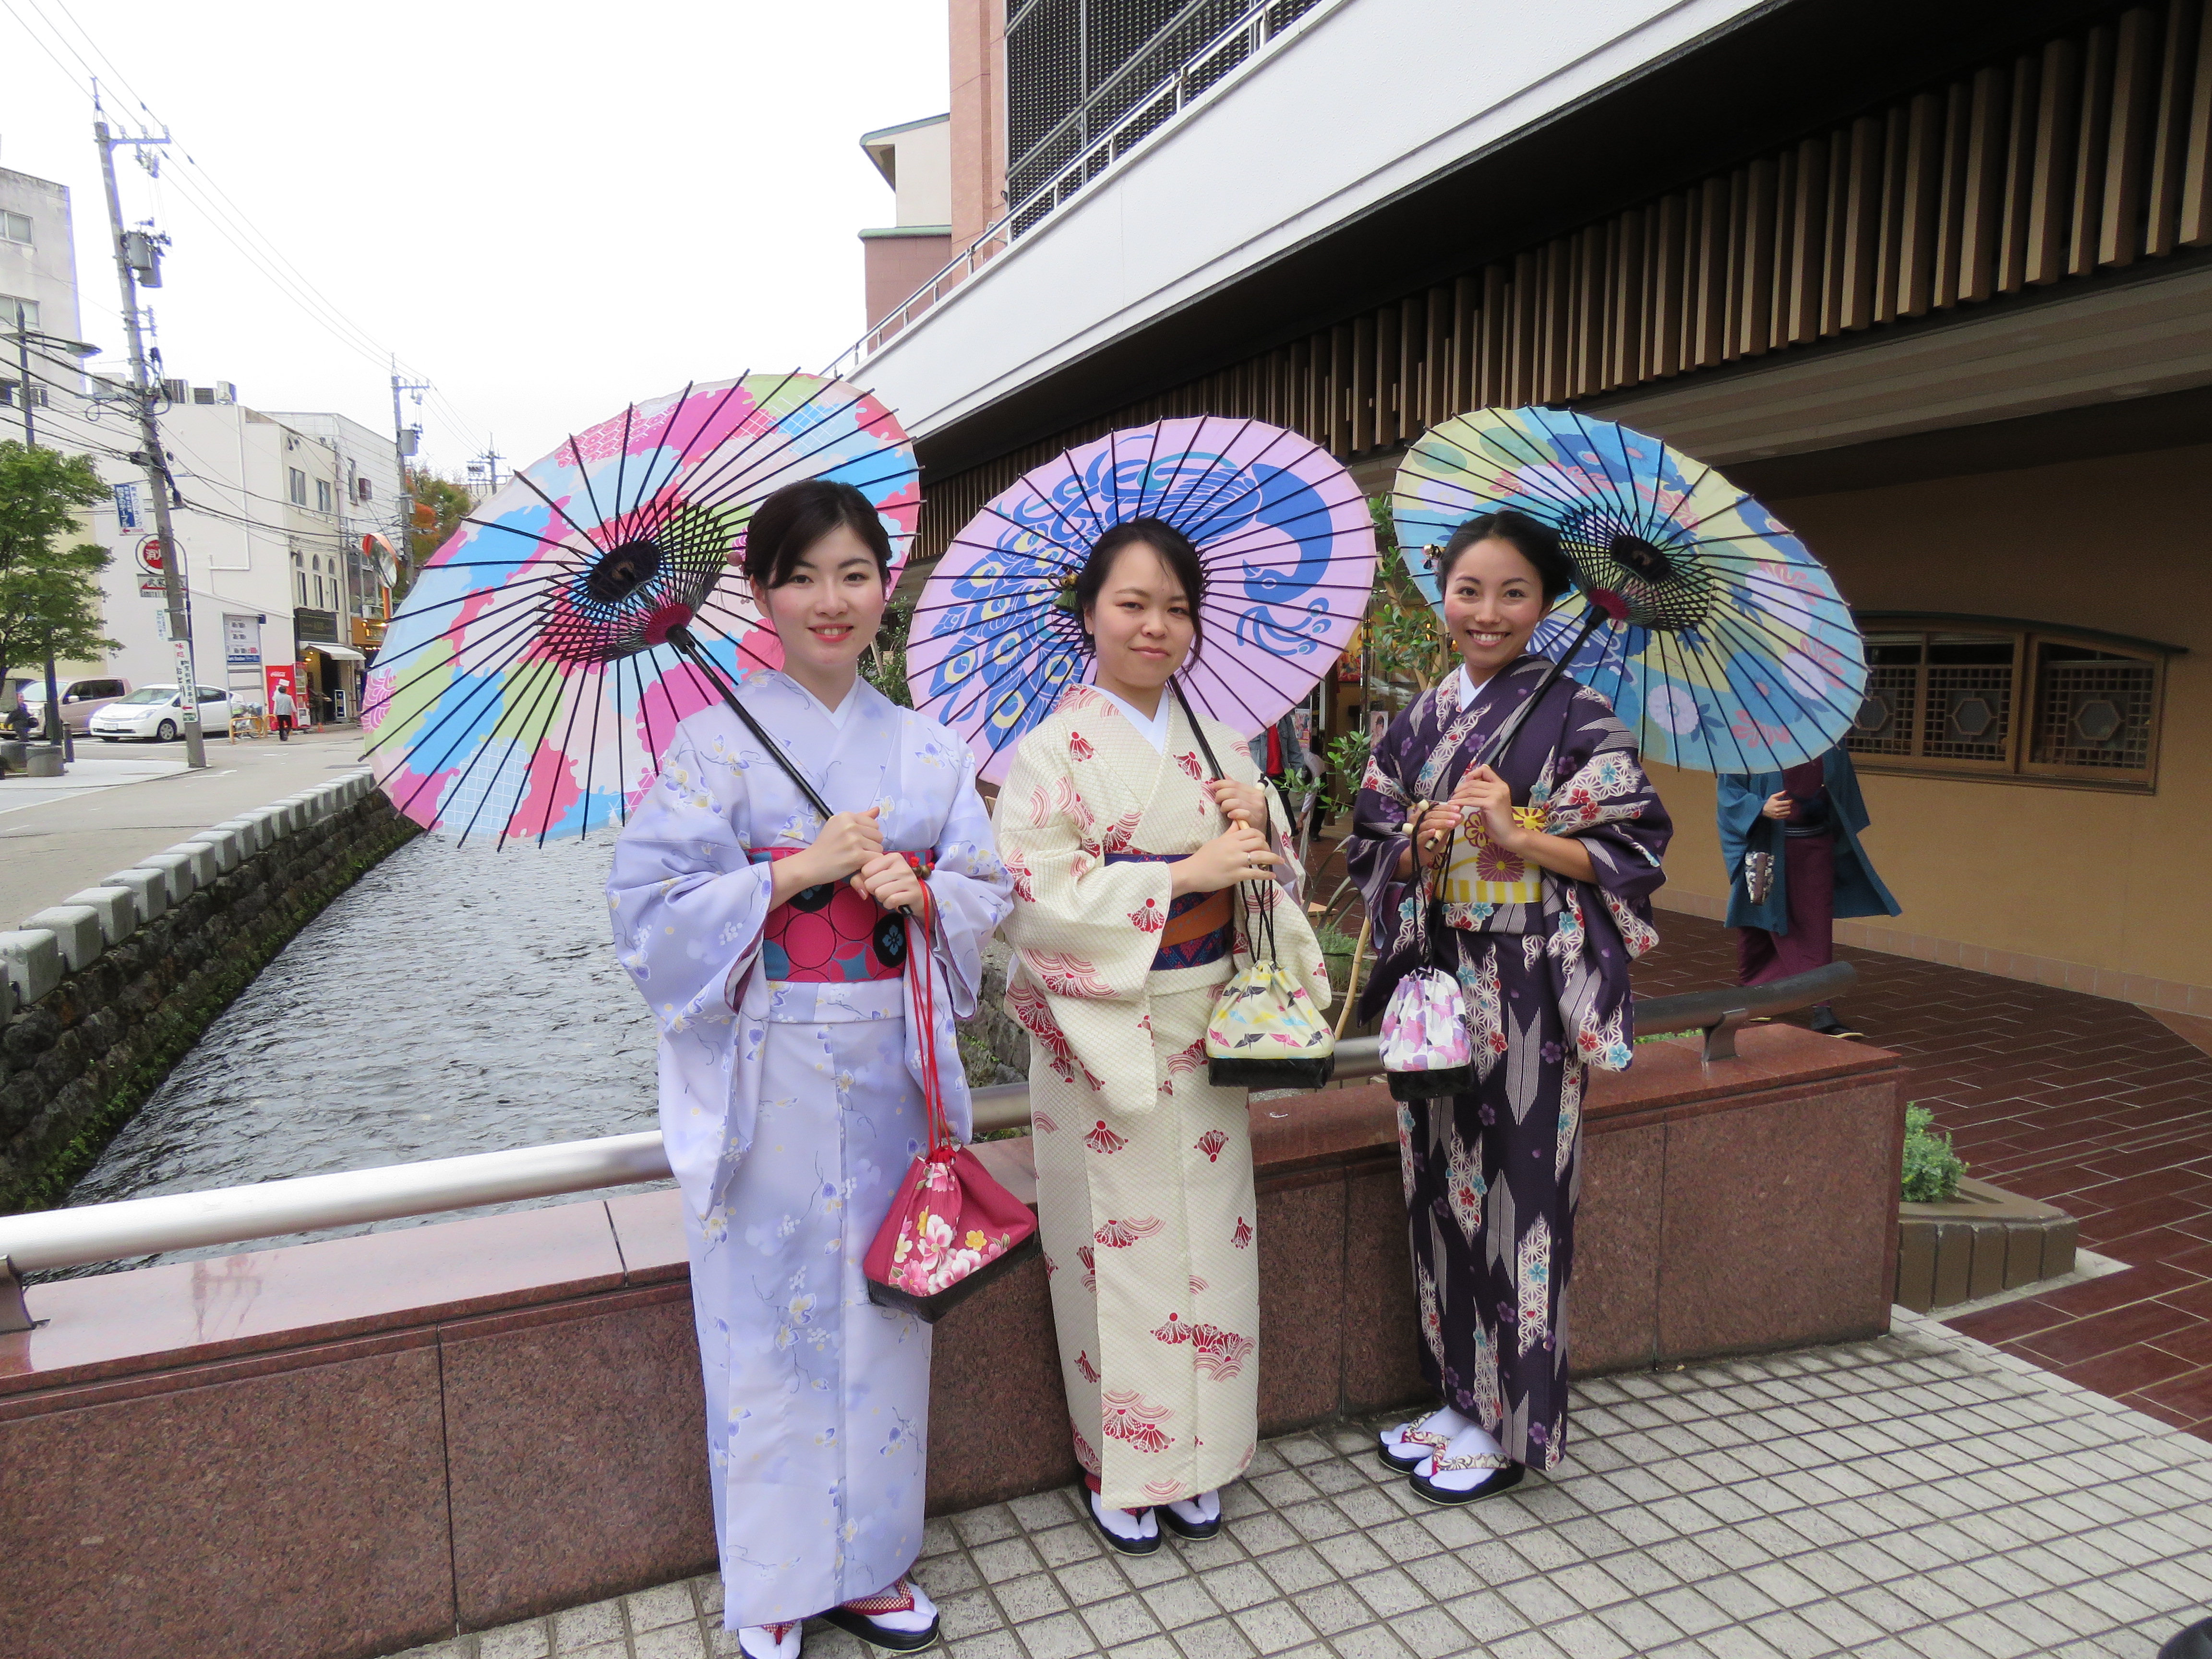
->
858, 0, 2117, 480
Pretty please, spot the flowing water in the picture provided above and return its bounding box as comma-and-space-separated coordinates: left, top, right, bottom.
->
56, 833, 662, 1273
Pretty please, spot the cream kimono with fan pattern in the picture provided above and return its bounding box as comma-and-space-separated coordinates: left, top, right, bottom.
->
993, 684, 1331, 1508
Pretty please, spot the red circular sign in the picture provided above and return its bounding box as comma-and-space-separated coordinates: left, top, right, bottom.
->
135, 536, 167, 574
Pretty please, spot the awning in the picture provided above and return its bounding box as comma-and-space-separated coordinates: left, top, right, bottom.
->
305, 643, 366, 662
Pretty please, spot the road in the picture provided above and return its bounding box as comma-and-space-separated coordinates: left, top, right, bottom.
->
0, 728, 371, 924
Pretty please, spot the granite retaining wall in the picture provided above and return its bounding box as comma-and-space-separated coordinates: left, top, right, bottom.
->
0, 771, 417, 1213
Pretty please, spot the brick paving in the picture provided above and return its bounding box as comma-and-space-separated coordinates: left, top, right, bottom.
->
1632, 914, 2212, 1443
391, 1312, 2212, 1659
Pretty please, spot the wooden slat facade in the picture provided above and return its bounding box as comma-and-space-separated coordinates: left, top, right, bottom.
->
913, 0, 2212, 566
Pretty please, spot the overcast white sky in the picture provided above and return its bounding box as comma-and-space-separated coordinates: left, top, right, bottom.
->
1, 0, 948, 477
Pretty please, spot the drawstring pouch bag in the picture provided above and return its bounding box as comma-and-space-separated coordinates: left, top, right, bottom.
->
714, 687, 1039, 1323
1169, 684, 1337, 1091
861, 888, 1041, 1321
1379, 817, 1476, 1101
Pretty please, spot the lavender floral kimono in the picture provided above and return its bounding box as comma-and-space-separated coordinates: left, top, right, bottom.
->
1346, 656, 1670, 1469
608, 673, 1012, 1629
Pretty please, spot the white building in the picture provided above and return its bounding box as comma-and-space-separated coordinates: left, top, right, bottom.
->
1, 163, 403, 722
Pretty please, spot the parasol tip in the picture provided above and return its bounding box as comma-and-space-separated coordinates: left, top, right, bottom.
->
642, 602, 695, 647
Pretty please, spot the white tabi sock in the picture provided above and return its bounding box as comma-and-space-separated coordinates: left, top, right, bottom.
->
1165, 1488, 1222, 1528
839, 1574, 937, 1635
1090, 1489, 1160, 1541
1419, 1421, 1514, 1491
1380, 1404, 1470, 1462
737, 1622, 801, 1659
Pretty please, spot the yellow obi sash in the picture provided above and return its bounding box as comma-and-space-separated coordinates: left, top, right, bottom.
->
1438, 810, 1544, 907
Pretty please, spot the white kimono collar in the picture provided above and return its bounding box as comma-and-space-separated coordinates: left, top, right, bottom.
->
1086, 683, 1174, 753
777, 671, 863, 729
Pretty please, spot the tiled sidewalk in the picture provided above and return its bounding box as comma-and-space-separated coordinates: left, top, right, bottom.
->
1632, 913, 2212, 1441
393, 1313, 2212, 1659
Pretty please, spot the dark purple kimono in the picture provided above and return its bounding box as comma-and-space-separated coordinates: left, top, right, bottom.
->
1346, 656, 1671, 1469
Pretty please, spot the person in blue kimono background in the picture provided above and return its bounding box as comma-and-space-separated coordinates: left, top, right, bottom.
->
1717, 745, 1899, 1040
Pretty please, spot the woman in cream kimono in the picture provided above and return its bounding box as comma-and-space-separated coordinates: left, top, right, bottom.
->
992, 519, 1331, 1555
610, 481, 1013, 1659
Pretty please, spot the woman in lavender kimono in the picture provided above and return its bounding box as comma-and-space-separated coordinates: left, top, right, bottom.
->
1345, 510, 1670, 1503
610, 480, 1013, 1659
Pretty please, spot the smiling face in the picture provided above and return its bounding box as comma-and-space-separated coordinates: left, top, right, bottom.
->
1084, 541, 1196, 709
1440, 535, 1549, 679
750, 523, 888, 700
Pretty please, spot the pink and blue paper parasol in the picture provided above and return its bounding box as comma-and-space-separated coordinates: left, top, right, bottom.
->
1393, 406, 1865, 773
361, 372, 917, 842
907, 416, 1376, 781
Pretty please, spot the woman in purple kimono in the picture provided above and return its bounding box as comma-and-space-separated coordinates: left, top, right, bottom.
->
610, 480, 1013, 1659
1345, 510, 1671, 1503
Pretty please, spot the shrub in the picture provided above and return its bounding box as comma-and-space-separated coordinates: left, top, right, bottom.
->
1900, 1104, 1968, 1202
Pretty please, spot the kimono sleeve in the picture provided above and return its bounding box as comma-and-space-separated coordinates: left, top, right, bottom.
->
922, 741, 1016, 1020
1538, 689, 1672, 907
992, 726, 1171, 1004
1344, 710, 1425, 1020
607, 725, 774, 1026
1714, 772, 1774, 880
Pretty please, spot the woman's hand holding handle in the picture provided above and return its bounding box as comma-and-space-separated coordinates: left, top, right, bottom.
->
1171, 822, 1281, 896
1206, 777, 1269, 829
772, 807, 884, 904
1762, 790, 1793, 820
852, 850, 927, 914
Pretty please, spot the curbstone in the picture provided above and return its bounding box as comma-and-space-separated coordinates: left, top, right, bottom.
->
246, 805, 288, 842
166, 842, 220, 888
184, 828, 246, 873
23, 905, 104, 973
133, 852, 198, 907
104, 866, 169, 922
0, 929, 62, 1007
212, 816, 266, 855
61, 887, 140, 946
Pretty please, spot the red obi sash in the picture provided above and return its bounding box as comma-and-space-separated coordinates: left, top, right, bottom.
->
749, 848, 932, 983
1105, 849, 1234, 970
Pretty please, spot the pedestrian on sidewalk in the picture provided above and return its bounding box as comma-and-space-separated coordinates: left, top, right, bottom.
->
1717, 744, 1899, 1039
1345, 511, 1671, 1505
607, 480, 1013, 1659
271, 685, 295, 742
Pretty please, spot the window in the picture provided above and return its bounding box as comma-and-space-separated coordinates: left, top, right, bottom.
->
315, 479, 333, 514
0, 211, 31, 244
0, 295, 36, 329
288, 468, 308, 506
298, 572, 309, 606
356, 477, 373, 503
1849, 617, 2170, 789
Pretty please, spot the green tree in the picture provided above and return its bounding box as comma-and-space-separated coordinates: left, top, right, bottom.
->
398, 469, 473, 603
863, 594, 914, 708
0, 441, 117, 693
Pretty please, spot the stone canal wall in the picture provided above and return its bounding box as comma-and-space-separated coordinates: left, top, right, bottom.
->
0, 772, 418, 1213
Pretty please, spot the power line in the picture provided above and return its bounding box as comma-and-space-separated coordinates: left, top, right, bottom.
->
0, 0, 496, 463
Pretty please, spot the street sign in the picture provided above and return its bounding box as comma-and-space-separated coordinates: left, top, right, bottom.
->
169, 638, 201, 725
224, 613, 261, 668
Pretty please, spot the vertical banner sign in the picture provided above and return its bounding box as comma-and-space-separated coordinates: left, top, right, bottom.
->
170, 638, 200, 724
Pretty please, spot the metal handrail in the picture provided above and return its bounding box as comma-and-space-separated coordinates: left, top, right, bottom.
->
819, 0, 1331, 381
0, 966, 1851, 1327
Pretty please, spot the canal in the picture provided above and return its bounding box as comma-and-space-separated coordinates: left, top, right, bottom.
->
59, 832, 662, 1272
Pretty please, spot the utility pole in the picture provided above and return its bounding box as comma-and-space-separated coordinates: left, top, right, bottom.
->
95, 116, 204, 768
12, 301, 62, 757
390, 357, 427, 606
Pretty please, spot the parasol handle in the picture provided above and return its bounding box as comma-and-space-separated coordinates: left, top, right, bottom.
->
664, 625, 918, 919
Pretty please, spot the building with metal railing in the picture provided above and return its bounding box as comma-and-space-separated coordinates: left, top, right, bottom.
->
842, 0, 2212, 1019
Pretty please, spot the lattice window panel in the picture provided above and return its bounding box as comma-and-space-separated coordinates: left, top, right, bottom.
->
1008, 0, 1083, 167
1921, 659, 2013, 763
2032, 649, 2154, 770
1847, 661, 1919, 757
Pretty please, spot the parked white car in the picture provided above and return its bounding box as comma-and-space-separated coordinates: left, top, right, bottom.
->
89, 685, 239, 743
16, 675, 133, 736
